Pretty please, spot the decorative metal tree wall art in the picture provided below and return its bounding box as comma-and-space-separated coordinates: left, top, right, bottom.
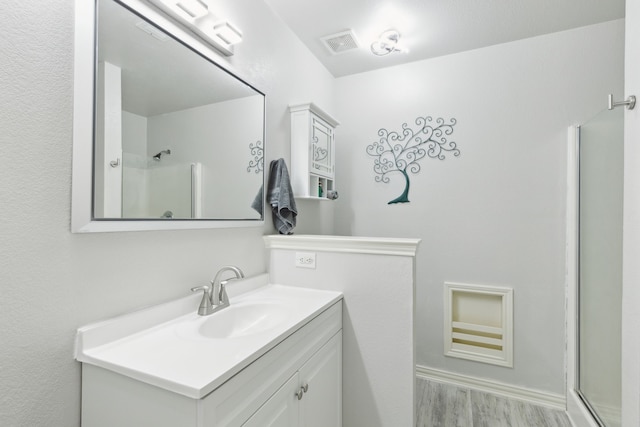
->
366, 116, 460, 204
247, 140, 264, 174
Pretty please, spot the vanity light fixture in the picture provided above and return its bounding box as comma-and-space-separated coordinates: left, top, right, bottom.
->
175, 0, 208, 19
148, 0, 243, 56
213, 22, 242, 45
154, 0, 208, 22
370, 29, 406, 56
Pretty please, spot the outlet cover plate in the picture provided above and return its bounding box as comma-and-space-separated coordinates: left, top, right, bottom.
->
295, 252, 316, 269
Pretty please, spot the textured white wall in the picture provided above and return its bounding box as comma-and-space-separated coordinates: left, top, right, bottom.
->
0, 0, 333, 425
333, 20, 624, 395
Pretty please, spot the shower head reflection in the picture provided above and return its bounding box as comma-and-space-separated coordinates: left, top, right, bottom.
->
153, 149, 171, 161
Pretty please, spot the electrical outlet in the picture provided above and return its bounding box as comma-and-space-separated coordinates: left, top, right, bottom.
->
295, 252, 316, 269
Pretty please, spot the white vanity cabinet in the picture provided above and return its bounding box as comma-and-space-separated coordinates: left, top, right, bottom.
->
242, 332, 341, 427
289, 103, 339, 200
80, 299, 342, 427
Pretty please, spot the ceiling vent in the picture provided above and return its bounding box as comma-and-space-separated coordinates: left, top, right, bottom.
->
320, 30, 360, 55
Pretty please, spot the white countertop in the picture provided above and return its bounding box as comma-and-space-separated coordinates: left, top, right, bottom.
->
75, 279, 342, 399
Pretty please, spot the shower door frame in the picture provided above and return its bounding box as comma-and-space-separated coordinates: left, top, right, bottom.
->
566, 126, 603, 427
566, 123, 622, 427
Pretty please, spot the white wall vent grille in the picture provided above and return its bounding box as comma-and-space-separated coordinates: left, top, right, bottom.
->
444, 282, 513, 368
320, 30, 360, 55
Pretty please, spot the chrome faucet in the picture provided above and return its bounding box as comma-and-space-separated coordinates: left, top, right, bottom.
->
190, 266, 245, 316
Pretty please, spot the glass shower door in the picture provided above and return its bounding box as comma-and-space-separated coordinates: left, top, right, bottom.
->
577, 107, 623, 427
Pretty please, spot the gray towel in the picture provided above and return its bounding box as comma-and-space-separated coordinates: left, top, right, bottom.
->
267, 159, 297, 234
251, 184, 263, 216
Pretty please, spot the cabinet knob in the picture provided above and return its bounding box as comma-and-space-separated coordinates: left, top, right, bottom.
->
295, 388, 304, 400
302, 383, 309, 393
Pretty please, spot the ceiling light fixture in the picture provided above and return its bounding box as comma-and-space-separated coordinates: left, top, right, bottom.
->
148, 0, 243, 56
154, 0, 208, 22
370, 29, 406, 56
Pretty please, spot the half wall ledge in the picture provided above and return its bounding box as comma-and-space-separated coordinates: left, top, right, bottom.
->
263, 234, 421, 257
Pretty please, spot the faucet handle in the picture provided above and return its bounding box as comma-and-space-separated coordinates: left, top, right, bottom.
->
217, 279, 238, 304
191, 285, 210, 294
191, 285, 213, 316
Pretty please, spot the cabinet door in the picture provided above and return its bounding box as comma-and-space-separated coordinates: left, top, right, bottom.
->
299, 332, 342, 427
310, 115, 334, 179
242, 374, 299, 427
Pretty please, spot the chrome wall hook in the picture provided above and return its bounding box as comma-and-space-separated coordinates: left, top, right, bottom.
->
608, 94, 636, 111
109, 158, 120, 168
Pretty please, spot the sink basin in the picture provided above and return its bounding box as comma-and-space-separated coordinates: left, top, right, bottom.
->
186, 302, 291, 339
199, 302, 290, 339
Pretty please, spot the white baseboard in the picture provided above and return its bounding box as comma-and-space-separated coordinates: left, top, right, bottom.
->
416, 365, 566, 411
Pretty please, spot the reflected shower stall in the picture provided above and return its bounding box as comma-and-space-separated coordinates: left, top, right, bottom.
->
121, 152, 202, 219
568, 105, 624, 427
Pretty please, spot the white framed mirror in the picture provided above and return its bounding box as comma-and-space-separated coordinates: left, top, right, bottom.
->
72, 0, 265, 232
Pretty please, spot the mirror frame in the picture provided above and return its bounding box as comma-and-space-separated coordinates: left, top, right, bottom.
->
72, 0, 265, 232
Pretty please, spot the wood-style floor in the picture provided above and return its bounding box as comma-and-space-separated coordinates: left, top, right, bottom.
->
416, 378, 573, 427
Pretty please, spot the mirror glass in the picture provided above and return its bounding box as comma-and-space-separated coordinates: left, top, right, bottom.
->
94, 0, 265, 221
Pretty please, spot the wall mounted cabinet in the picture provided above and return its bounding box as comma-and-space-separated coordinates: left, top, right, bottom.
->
289, 103, 339, 200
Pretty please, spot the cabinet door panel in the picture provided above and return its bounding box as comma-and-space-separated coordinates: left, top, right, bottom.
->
299, 332, 342, 427
310, 116, 334, 178
242, 374, 299, 427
